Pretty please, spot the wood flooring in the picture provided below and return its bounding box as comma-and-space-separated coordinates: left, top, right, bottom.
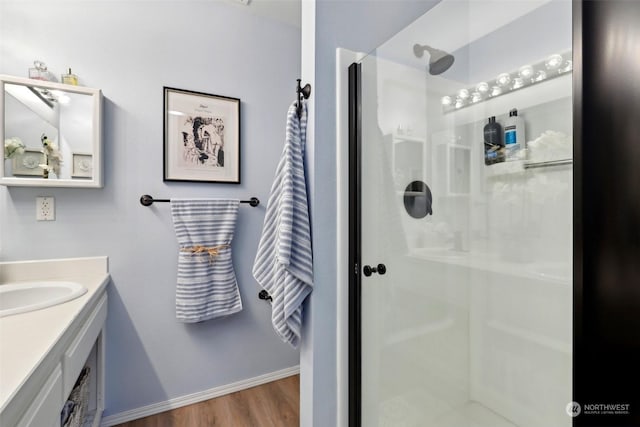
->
114, 375, 299, 427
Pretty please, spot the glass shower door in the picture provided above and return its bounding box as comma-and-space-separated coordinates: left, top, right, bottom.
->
354, 1, 573, 426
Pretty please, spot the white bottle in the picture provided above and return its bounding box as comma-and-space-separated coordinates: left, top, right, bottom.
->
504, 108, 525, 161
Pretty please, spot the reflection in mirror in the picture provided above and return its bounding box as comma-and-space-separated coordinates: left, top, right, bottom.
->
404, 180, 433, 219
1, 75, 102, 188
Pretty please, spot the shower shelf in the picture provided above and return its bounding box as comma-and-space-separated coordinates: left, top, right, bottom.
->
523, 158, 573, 169
484, 160, 526, 178
485, 158, 573, 177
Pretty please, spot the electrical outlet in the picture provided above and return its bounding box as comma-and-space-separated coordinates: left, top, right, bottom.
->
36, 197, 55, 221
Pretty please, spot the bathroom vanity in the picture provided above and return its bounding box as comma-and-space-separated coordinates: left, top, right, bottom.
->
0, 257, 110, 427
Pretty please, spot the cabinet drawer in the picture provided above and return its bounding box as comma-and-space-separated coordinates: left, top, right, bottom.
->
17, 364, 62, 427
63, 294, 107, 398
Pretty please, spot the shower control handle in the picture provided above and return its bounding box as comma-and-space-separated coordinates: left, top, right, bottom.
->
363, 264, 387, 277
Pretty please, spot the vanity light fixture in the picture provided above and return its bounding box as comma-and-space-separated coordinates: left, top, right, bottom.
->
441, 51, 571, 113
50, 90, 70, 105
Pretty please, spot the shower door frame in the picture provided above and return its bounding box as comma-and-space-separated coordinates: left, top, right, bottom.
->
347, 61, 362, 427
347, 5, 583, 425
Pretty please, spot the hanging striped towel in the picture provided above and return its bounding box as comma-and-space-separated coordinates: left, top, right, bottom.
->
253, 100, 313, 348
171, 199, 242, 322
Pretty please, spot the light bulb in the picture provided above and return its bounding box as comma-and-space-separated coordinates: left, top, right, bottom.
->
441, 96, 452, 106
512, 77, 524, 89
534, 70, 547, 82
519, 65, 534, 79
455, 98, 465, 109
490, 86, 502, 97
545, 54, 563, 70
476, 82, 489, 93
496, 73, 511, 87
471, 91, 482, 103
458, 89, 470, 99
559, 60, 573, 73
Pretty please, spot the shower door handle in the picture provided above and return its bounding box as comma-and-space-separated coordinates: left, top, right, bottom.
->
363, 264, 386, 277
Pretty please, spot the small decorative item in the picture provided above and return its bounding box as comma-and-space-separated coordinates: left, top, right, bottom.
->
4, 137, 25, 159
12, 149, 46, 176
163, 87, 240, 183
71, 153, 93, 178
28, 60, 55, 81
61, 68, 78, 85
40, 133, 62, 178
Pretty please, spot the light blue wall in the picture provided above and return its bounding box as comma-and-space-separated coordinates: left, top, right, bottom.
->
0, 0, 300, 417
303, 1, 440, 425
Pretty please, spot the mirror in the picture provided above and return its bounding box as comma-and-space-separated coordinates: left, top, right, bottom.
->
0, 75, 103, 188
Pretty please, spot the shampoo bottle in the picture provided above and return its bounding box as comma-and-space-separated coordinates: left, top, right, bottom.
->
504, 108, 525, 161
484, 116, 504, 165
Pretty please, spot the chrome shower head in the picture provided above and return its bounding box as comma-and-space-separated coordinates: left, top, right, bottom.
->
413, 43, 455, 75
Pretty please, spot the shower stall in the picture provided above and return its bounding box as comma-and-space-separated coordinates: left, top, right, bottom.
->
348, 1, 573, 426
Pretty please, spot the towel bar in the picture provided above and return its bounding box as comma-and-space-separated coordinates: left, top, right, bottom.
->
140, 195, 260, 207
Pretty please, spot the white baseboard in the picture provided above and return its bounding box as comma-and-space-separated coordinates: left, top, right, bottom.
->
100, 365, 300, 426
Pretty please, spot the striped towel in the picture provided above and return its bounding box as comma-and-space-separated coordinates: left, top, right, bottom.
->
253, 100, 313, 348
171, 199, 242, 322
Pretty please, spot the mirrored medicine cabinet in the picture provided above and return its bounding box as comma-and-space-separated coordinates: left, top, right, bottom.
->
0, 74, 103, 188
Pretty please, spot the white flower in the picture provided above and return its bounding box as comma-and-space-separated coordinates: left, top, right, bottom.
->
4, 137, 25, 159
41, 134, 62, 176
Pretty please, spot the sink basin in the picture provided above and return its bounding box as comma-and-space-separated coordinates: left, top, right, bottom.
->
0, 281, 87, 318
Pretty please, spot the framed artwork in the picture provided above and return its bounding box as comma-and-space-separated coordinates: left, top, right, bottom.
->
72, 153, 93, 178
12, 149, 45, 176
163, 87, 240, 183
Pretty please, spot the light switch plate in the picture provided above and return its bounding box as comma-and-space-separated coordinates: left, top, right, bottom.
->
36, 197, 55, 221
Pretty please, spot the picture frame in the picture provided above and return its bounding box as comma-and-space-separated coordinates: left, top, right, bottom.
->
71, 153, 93, 178
12, 149, 45, 176
163, 87, 241, 183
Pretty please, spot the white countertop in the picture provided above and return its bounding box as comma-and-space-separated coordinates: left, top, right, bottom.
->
0, 257, 110, 417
